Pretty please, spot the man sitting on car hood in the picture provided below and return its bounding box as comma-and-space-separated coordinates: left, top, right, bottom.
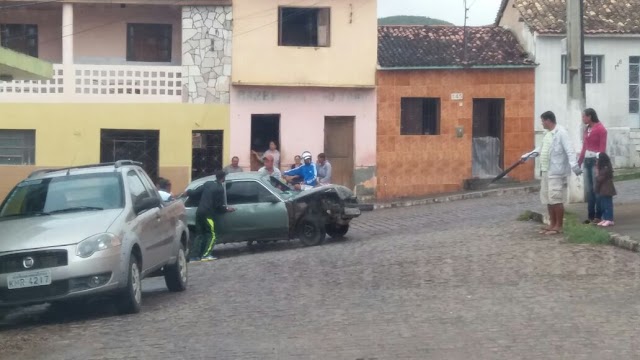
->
283, 151, 318, 190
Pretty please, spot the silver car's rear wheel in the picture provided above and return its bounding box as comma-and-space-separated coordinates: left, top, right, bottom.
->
115, 256, 142, 314
164, 245, 188, 292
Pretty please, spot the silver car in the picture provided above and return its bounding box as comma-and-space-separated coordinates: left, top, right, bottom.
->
0, 161, 189, 314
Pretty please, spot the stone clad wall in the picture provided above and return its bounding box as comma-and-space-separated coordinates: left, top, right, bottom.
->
182, 6, 232, 104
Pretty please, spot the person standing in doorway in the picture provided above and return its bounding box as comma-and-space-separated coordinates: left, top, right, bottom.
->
185, 170, 235, 261
223, 156, 243, 174
316, 153, 332, 185
521, 111, 582, 236
252, 140, 281, 169
577, 108, 608, 224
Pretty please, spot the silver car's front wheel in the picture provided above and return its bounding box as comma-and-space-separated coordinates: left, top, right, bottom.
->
115, 256, 142, 314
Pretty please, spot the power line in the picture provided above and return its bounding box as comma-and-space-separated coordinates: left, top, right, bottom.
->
1, 0, 367, 49
0, 0, 61, 10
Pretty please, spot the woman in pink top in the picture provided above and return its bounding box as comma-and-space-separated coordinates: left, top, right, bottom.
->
578, 108, 608, 224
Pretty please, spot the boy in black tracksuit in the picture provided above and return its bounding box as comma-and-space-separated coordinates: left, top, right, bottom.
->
186, 170, 235, 261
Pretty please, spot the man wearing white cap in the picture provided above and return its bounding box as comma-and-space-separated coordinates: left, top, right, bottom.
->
283, 151, 318, 190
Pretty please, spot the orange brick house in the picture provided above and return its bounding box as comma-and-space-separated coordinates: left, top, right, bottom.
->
376, 26, 537, 200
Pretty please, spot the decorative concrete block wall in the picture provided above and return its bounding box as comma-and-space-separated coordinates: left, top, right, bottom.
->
182, 6, 232, 104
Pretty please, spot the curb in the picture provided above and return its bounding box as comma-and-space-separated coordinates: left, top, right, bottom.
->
525, 210, 640, 253
372, 184, 541, 210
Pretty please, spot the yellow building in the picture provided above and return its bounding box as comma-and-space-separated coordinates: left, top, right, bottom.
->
232, 0, 377, 87
0, 0, 232, 199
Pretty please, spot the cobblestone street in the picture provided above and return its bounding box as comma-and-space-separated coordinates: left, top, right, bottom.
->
2, 183, 640, 359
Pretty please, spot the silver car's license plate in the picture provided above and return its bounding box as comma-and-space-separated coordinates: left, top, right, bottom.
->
7, 269, 52, 289
344, 207, 361, 216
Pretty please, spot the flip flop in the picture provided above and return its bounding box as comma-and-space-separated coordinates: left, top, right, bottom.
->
539, 227, 552, 234
544, 230, 562, 236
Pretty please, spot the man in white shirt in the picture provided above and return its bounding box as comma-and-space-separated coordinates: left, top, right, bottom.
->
156, 178, 173, 201
316, 153, 332, 185
520, 111, 582, 236
258, 154, 282, 178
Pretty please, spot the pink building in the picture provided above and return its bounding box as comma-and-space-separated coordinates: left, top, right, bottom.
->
230, 0, 378, 197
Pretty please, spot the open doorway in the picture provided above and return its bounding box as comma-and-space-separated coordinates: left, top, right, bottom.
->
472, 99, 505, 178
250, 114, 280, 171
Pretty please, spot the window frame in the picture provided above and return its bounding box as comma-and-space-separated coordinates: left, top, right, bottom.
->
561, 54, 604, 84
0, 129, 36, 165
126, 23, 173, 63
126, 170, 152, 206
225, 180, 279, 206
629, 56, 640, 113
277, 6, 331, 48
400, 97, 441, 136
0, 23, 38, 57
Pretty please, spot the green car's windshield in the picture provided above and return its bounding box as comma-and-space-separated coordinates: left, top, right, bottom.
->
265, 176, 297, 197
0, 173, 124, 219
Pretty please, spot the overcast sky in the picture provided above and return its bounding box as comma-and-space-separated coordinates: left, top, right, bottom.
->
378, 0, 503, 26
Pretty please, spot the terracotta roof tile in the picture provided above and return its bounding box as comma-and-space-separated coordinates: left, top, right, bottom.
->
497, 0, 640, 34
378, 26, 535, 68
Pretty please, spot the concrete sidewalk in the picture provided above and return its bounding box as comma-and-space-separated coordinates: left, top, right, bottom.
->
371, 181, 540, 210
567, 201, 640, 244
531, 179, 640, 251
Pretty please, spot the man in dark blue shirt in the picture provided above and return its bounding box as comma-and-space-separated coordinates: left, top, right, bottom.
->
186, 170, 235, 261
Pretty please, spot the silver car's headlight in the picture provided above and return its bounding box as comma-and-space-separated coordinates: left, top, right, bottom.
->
76, 233, 122, 258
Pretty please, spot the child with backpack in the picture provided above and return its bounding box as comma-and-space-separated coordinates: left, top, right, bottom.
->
595, 152, 616, 227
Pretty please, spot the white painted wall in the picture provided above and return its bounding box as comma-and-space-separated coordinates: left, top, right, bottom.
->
499, 2, 640, 168
534, 36, 640, 130
532, 36, 640, 168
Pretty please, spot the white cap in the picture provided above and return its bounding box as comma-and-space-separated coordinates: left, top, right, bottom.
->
302, 151, 312, 160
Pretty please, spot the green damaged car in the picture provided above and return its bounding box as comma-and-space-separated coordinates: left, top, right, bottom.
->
181, 172, 362, 247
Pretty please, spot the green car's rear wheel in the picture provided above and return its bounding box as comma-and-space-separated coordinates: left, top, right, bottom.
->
326, 224, 349, 238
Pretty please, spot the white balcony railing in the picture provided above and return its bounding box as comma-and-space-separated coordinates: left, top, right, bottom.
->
0, 64, 182, 103
0, 65, 65, 96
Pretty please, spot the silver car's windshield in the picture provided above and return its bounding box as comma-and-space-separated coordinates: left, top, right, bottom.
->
0, 173, 124, 219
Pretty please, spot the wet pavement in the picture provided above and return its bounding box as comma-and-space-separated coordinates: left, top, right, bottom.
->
2, 186, 640, 359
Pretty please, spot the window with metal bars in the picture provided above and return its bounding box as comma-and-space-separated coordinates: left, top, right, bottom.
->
561, 55, 603, 84
0, 130, 36, 165
400, 98, 440, 135
630, 56, 640, 113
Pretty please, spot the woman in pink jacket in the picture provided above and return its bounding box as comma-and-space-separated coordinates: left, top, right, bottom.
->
578, 108, 608, 224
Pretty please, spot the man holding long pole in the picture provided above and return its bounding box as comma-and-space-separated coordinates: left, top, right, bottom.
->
521, 111, 583, 235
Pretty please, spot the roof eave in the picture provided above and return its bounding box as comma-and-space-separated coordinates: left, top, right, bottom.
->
537, 32, 640, 38
378, 64, 538, 70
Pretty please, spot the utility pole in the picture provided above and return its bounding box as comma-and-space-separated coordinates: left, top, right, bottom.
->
565, 0, 585, 203
463, 0, 469, 64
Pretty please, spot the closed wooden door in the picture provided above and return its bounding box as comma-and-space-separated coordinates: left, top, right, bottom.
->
324, 117, 355, 189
